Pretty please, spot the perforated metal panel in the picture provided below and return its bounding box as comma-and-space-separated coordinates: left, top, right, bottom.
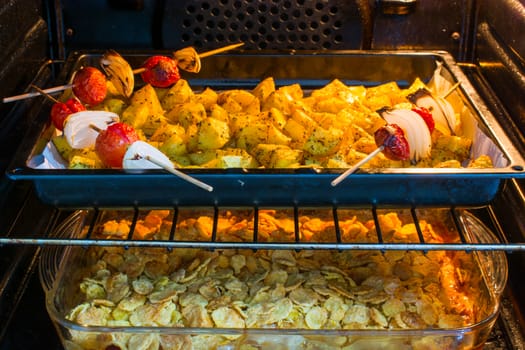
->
162, 0, 362, 50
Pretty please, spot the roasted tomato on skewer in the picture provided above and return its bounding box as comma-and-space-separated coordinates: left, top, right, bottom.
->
374, 124, 410, 161
140, 55, 181, 88
380, 108, 433, 163
50, 98, 86, 131
411, 106, 435, 133
72, 66, 108, 106
95, 122, 139, 168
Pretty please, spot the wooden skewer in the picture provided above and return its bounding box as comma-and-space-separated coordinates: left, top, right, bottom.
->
3, 83, 74, 104
132, 42, 245, 75
144, 155, 214, 192
331, 146, 384, 187
441, 82, 461, 99
132, 68, 146, 74
198, 42, 244, 58
30, 85, 60, 104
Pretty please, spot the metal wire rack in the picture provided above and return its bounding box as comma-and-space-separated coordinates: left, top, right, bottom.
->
2, 204, 525, 252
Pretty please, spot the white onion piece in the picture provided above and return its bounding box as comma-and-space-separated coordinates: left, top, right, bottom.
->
382, 109, 432, 162
435, 96, 457, 133
411, 94, 449, 134
63, 111, 119, 149
123, 141, 214, 192
412, 92, 456, 135
123, 141, 173, 169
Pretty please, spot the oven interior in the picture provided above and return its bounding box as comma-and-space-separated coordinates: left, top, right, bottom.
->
1, 0, 525, 349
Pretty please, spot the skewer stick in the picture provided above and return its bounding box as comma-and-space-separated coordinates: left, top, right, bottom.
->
3, 83, 74, 104
30, 85, 60, 103
132, 42, 245, 75
441, 82, 460, 99
198, 42, 244, 58
132, 68, 146, 74
144, 155, 214, 192
331, 146, 384, 187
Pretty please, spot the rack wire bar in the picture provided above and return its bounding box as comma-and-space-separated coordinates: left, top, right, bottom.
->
1, 237, 525, 251
2, 205, 525, 251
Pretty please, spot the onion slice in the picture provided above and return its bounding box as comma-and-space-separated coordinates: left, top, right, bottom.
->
408, 89, 457, 135
381, 109, 432, 162
123, 141, 173, 169
101, 50, 134, 98
63, 111, 119, 149
123, 141, 213, 192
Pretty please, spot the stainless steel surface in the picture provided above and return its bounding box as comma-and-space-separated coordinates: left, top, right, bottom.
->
378, 0, 417, 15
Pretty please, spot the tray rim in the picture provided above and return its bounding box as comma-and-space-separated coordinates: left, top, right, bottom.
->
5, 50, 525, 206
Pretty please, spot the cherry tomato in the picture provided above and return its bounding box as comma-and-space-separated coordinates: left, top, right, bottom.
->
73, 66, 107, 105
374, 124, 410, 161
95, 122, 139, 168
412, 106, 435, 133
50, 98, 86, 131
140, 55, 180, 88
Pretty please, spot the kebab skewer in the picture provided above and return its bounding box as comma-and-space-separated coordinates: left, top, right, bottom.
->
101, 42, 245, 94
2, 65, 108, 105
331, 106, 434, 186
61, 113, 213, 191
4, 42, 244, 103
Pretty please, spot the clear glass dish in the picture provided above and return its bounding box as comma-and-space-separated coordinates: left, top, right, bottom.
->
39, 208, 507, 350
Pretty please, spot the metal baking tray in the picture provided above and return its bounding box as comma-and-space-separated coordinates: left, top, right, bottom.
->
6, 50, 525, 207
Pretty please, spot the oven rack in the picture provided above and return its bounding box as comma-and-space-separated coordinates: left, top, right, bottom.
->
2, 204, 525, 252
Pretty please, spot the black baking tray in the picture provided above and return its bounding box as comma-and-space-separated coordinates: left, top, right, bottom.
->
6, 50, 525, 207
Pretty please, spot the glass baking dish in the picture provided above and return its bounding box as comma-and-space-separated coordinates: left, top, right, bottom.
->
39, 208, 508, 350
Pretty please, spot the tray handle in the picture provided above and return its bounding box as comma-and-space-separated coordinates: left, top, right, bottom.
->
459, 211, 509, 298
39, 210, 88, 292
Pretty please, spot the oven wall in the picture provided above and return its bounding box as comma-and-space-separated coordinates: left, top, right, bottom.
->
57, 1, 472, 56
475, 0, 525, 135
0, 0, 48, 174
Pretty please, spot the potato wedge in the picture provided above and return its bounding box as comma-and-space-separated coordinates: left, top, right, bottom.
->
303, 127, 344, 156
161, 79, 194, 111
197, 117, 231, 150
252, 77, 275, 104
166, 102, 206, 128
252, 144, 303, 168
